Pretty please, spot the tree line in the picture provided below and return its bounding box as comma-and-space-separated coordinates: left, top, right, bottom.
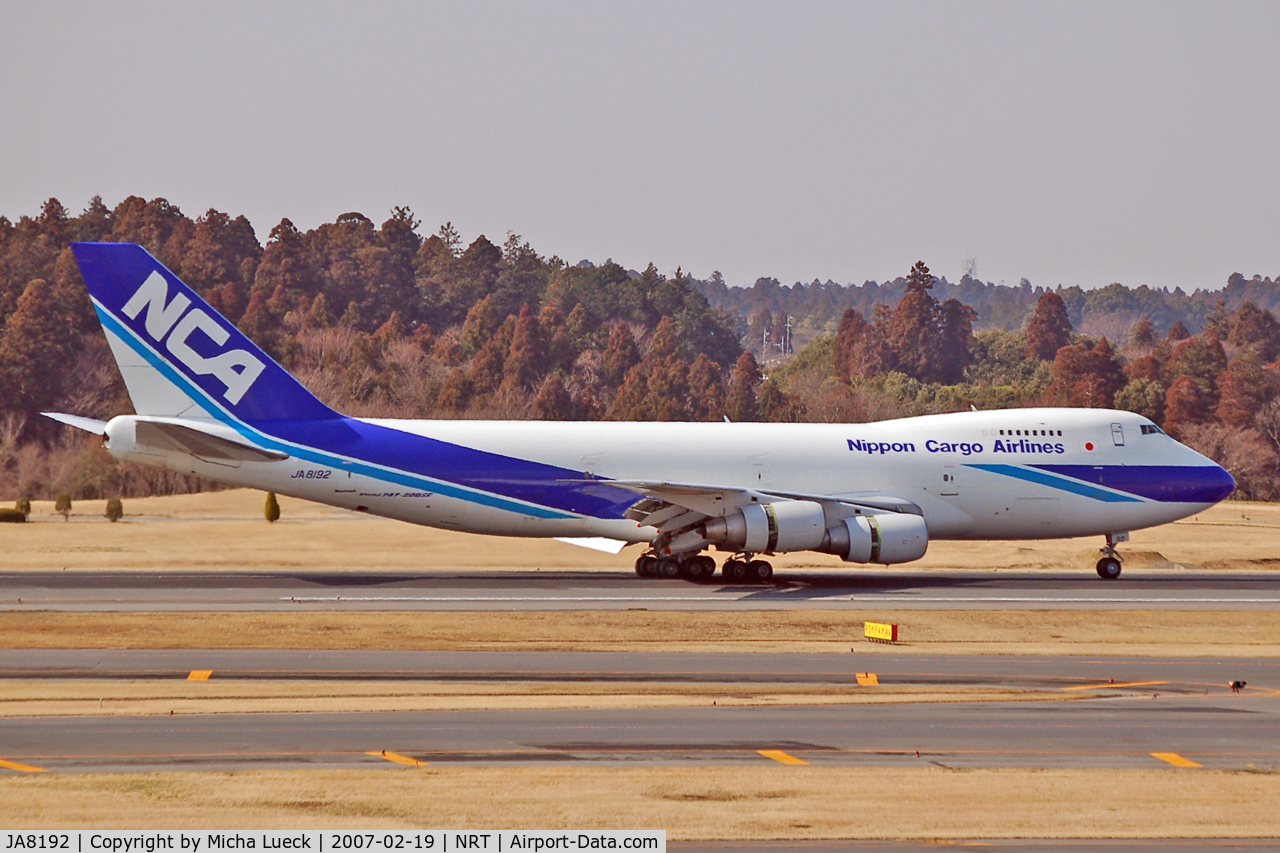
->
1, 195, 1278, 503
700, 268, 1280, 358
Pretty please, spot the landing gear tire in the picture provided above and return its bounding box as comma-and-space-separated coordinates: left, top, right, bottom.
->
747, 559, 774, 584
658, 557, 682, 579
685, 555, 716, 583
723, 559, 747, 583
635, 555, 658, 578
1096, 557, 1122, 580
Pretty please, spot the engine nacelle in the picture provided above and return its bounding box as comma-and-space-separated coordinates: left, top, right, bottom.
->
702, 500, 827, 553
821, 513, 928, 564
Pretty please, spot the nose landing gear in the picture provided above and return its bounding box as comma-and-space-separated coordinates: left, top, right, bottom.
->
1096, 531, 1128, 580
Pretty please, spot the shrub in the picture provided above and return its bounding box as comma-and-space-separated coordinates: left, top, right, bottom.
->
0, 508, 26, 523
54, 492, 72, 521
264, 492, 280, 523
15, 498, 31, 519
105, 497, 123, 522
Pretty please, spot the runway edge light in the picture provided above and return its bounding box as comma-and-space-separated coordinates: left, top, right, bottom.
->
864, 621, 898, 643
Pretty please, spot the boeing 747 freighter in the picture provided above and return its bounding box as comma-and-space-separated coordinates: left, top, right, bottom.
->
46, 243, 1236, 582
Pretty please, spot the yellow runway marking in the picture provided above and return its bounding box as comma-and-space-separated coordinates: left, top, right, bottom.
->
1064, 680, 1168, 691
186, 670, 212, 681
367, 750, 425, 767
0, 758, 47, 773
855, 672, 879, 686
1151, 752, 1201, 768
757, 749, 808, 765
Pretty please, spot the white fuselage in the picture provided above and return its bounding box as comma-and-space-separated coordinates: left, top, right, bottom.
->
105, 407, 1227, 547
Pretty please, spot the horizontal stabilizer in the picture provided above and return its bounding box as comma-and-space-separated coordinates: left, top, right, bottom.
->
134, 420, 289, 462
41, 413, 108, 434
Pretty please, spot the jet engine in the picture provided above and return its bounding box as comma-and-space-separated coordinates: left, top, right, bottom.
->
819, 513, 928, 564
701, 500, 828, 553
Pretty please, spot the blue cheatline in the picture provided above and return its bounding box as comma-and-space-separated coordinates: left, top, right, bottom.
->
964, 463, 1142, 503
1030, 464, 1236, 504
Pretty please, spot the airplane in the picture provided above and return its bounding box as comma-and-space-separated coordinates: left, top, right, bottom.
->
45, 242, 1236, 583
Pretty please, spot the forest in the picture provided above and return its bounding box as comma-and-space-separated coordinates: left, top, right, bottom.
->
2, 195, 1278, 503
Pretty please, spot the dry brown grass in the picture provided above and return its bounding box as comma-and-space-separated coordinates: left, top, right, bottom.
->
3, 490, 1278, 572
3, 767, 1280, 838
4, 609, 1280, 656
0, 679, 1072, 717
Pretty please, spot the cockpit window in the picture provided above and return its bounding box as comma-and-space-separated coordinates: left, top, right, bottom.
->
1140, 424, 1165, 435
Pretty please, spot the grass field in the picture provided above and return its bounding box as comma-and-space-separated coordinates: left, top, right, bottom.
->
3, 767, 1280, 838
2, 489, 1278, 573
0, 678, 1076, 717
5, 609, 1280, 657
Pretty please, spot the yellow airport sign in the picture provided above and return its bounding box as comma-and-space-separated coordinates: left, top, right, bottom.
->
864, 621, 898, 643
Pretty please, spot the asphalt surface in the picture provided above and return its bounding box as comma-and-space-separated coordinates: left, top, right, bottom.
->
4, 568, 1280, 611
2, 691, 1278, 774
1, 652, 1275, 774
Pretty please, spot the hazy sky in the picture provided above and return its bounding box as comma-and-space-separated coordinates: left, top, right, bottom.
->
2, 2, 1277, 291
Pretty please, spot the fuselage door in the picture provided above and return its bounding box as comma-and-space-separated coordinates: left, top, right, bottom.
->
1111, 423, 1125, 446
748, 454, 772, 487
940, 465, 959, 496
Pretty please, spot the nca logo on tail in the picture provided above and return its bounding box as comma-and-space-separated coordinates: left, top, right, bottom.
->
121, 271, 265, 404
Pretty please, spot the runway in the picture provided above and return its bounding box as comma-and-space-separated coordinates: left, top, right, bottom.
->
4, 568, 1280, 611
0, 652, 1275, 774
2, 690, 1277, 774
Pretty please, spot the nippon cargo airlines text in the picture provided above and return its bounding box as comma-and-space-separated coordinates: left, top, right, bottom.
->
0, 834, 664, 853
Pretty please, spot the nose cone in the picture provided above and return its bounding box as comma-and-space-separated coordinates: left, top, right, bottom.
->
1192, 466, 1233, 504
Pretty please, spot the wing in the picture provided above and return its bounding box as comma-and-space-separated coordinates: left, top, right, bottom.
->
610, 478, 922, 537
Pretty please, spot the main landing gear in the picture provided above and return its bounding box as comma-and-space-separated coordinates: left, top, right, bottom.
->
1096, 531, 1129, 580
634, 552, 773, 584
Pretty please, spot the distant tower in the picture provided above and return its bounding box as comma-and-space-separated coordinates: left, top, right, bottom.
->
962, 257, 978, 279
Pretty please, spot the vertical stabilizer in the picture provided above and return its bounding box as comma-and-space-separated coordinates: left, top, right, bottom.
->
71, 242, 340, 423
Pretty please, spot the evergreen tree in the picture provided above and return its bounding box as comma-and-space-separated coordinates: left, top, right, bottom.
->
1228, 301, 1280, 362
503, 304, 548, 391
264, 492, 280, 522
1163, 375, 1212, 436
1047, 338, 1126, 407
458, 294, 502, 356
73, 196, 113, 242
1214, 357, 1280, 429
0, 279, 74, 413
1025, 291, 1073, 360
238, 290, 282, 356
601, 322, 641, 385
832, 308, 867, 383
1115, 378, 1165, 423
725, 352, 762, 422
1128, 317, 1156, 348
531, 372, 575, 420
1165, 320, 1191, 342
686, 354, 725, 421
1165, 334, 1228, 399
258, 218, 322, 315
